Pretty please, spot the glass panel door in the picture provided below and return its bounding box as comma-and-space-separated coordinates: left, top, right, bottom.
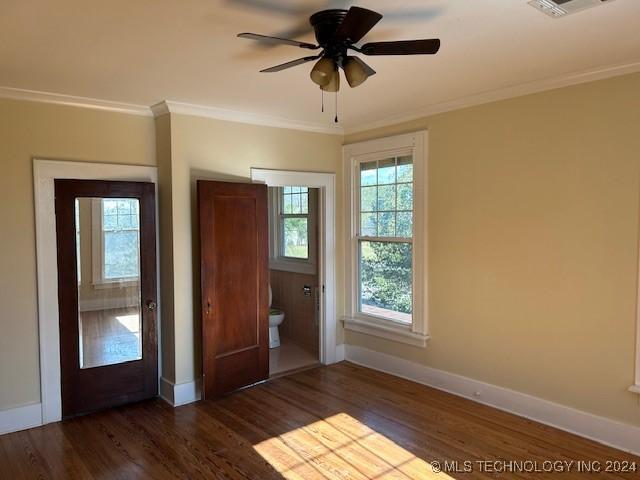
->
75, 197, 142, 369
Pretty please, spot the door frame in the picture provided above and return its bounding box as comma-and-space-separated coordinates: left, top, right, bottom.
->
33, 159, 159, 424
250, 168, 338, 365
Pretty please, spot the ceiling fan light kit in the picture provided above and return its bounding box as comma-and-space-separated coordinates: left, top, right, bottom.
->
238, 6, 441, 121
343, 57, 369, 88
310, 57, 335, 87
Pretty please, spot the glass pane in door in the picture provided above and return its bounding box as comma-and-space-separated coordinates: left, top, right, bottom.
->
75, 198, 142, 369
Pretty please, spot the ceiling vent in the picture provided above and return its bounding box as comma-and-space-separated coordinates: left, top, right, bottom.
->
528, 0, 615, 18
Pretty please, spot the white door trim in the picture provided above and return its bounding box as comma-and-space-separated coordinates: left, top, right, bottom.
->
250, 168, 338, 364
33, 159, 159, 425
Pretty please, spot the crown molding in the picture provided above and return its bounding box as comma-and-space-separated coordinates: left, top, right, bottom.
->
151, 100, 344, 135
344, 59, 640, 136
4, 58, 639, 137
0, 86, 153, 117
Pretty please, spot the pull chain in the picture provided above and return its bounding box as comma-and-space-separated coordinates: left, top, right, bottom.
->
321, 89, 324, 113
334, 91, 338, 123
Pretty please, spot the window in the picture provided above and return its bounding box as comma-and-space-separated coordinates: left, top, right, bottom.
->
343, 132, 428, 347
281, 186, 309, 259
269, 186, 317, 275
358, 156, 414, 324
91, 198, 140, 284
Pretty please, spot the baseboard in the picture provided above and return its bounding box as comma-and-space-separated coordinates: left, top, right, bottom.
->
345, 345, 640, 456
79, 296, 139, 312
0, 403, 43, 436
159, 377, 202, 407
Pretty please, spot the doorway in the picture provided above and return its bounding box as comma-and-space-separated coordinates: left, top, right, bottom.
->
251, 168, 338, 367
267, 186, 321, 376
35, 160, 159, 424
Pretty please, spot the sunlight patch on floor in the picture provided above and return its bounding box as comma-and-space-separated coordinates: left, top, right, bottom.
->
115, 313, 140, 333
253, 412, 450, 479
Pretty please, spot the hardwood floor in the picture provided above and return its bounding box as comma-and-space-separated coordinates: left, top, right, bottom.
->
1, 362, 638, 479
79, 307, 141, 368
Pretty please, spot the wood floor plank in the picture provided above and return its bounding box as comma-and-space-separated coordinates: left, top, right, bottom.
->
0, 362, 637, 479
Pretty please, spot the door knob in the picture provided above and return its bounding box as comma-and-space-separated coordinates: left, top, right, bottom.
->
146, 300, 157, 311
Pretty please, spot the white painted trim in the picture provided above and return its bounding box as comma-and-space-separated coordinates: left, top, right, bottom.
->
335, 344, 345, 362
251, 168, 338, 364
342, 316, 429, 347
343, 132, 428, 343
0, 86, 152, 117
631, 190, 640, 395
33, 159, 159, 425
152, 100, 343, 136
345, 345, 640, 455
0, 403, 43, 436
159, 377, 202, 407
344, 60, 640, 136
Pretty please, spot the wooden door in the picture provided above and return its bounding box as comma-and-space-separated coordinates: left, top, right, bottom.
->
198, 181, 269, 398
55, 179, 157, 418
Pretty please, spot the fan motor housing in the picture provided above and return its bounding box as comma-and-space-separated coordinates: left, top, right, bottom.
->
310, 9, 348, 47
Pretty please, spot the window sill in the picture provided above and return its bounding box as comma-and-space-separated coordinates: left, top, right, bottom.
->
342, 315, 429, 348
92, 279, 140, 290
629, 385, 640, 394
269, 258, 316, 275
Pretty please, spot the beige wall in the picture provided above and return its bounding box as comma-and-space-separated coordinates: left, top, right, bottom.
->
344, 72, 640, 426
0, 98, 155, 410
161, 114, 343, 384
2, 72, 638, 432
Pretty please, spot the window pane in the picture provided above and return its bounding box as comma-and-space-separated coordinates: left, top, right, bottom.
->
283, 217, 308, 259
284, 186, 292, 194
397, 156, 413, 182
292, 193, 301, 213
396, 212, 413, 238
360, 186, 377, 212
359, 240, 412, 323
104, 231, 140, 279
301, 192, 309, 214
377, 185, 395, 211
283, 193, 292, 214
397, 183, 413, 211
361, 212, 377, 236
377, 158, 396, 185
377, 212, 395, 237
103, 199, 118, 215
360, 161, 377, 186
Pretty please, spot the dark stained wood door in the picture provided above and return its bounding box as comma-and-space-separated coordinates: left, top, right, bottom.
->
55, 180, 157, 418
198, 181, 269, 398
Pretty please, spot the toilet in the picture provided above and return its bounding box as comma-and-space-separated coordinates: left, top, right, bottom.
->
268, 285, 285, 348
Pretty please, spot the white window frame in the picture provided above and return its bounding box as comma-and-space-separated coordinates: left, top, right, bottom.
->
91, 198, 141, 288
343, 131, 429, 347
269, 187, 318, 275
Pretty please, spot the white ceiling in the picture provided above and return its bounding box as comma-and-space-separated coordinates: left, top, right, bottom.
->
1, 0, 639, 132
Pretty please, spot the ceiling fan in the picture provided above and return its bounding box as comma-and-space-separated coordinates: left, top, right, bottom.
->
238, 6, 441, 94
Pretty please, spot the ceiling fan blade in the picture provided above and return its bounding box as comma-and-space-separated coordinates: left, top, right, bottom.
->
333, 7, 383, 43
237, 33, 318, 50
260, 55, 321, 73
361, 39, 441, 56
